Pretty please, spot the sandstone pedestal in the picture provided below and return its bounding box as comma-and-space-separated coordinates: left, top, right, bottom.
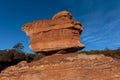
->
22, 11, 85, 54
0, 54, 120, 80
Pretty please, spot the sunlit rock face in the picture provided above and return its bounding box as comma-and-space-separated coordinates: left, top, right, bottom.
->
0, 54, 120, 80
22, 11, 85, 54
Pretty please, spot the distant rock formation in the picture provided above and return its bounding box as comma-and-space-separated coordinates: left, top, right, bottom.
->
22, 11, 85, 54
0, 53, 120, 80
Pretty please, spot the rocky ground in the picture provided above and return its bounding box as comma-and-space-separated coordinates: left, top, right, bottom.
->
0, 53, 120, 80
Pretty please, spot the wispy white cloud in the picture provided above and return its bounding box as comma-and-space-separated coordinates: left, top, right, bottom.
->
81, 36, 95, 42
75, 7, 120, 50
85, 38, 102, 43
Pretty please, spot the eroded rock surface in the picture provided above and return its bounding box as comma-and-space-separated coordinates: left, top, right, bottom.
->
0, 53, 120, 80
22, 11, 85, 54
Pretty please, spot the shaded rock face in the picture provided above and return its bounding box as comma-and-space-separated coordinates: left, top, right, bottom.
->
0, 54, 120, 80
22, 11, 85, 54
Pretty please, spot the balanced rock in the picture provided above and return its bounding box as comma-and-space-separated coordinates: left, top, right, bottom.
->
22, 11, 85, 54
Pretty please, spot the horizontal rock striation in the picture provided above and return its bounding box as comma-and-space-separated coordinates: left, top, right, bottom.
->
0, 54, 120, 80
22, 11, 85, 54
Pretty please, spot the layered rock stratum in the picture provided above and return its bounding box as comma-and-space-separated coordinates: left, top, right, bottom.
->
0, 53, 120, 80
22, 11, 84, 54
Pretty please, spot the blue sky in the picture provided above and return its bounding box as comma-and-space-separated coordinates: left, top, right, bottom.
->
0, 0, 120, 53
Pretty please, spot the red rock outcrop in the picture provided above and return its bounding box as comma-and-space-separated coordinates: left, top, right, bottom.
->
22, 11, 85, 54
0, 53, 120, 80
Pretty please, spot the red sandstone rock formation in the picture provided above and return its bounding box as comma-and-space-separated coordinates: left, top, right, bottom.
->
0, 54, 120, 80
22, 11, 85, 54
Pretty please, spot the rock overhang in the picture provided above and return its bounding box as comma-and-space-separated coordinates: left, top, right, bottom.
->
22, 11, 85, 54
